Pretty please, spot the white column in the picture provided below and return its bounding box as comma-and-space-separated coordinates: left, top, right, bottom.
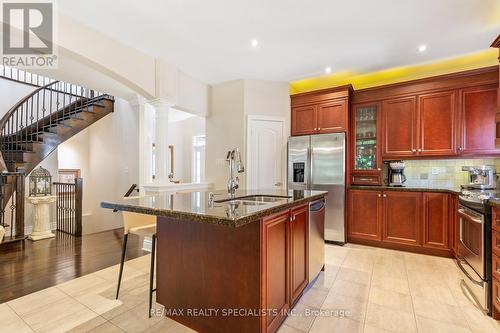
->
128, 96, 149, 194
28, 196, 57, 241
149, 99, 171, 184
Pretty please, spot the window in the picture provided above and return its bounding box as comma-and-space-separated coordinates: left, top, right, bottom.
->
192, 135, 205, 183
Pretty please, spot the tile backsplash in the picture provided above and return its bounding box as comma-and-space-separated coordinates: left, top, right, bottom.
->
384, 159, 500, 188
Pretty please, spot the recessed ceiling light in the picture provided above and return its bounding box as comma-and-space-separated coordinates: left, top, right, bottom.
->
325, 66, 332, 73
418, 44, 427, 52
251, 39, 259, 47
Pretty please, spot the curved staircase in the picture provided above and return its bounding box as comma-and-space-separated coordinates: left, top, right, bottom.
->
0, 70, 114, 243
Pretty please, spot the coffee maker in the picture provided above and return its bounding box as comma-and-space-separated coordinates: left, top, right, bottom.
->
387, 161, 406, 187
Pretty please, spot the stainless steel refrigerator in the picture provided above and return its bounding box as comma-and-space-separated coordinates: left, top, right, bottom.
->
288, 133, 346, 243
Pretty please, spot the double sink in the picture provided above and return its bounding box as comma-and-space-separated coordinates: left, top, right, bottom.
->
215, 195, 291, 206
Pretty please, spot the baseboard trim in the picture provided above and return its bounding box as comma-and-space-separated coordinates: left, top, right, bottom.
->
347, 237, 453, 258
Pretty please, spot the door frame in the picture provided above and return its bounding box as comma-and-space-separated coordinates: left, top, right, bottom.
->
246, 115, 287, 190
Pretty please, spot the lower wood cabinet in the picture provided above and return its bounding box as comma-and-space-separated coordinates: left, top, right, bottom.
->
383, 191, 421, 246
422, 192, 449, 250
348, 190, 382, 240
348, 190, 452, 255
261, 204, 309, 333
289, 205, 309, 304
262, 211, 290, 333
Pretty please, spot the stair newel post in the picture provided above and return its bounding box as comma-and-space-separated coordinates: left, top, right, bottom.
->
14, 172, 25, 240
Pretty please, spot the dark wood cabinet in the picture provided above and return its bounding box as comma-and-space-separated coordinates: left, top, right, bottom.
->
383, 191, 421, 246
261, 204, 310, 333
291, 105, 316, 136
381, 96, 417, 158
291, 86, 351, 136
351, 103, 382, 185
289, 205, 308, 305
348, 189, 453, 256
291, 100, 348, 136
317, 99, 348, 134
459, 85, 498, 155
419, 91, 457, 156
348, 190, 382, 240
422, 192, 449, 249
261, 211, 290, 333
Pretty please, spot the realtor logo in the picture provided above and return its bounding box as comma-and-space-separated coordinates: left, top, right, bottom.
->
1, 1, 57, 68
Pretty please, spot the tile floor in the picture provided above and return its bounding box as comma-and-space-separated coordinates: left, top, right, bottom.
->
1, 244, 500, 333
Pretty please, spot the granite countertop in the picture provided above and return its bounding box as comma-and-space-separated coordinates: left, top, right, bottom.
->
487, 198, 500, 208
101, 189, 327, 227
350, 185, 461, 194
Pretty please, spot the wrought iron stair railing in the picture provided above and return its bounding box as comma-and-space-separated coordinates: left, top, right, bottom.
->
0, 71, 114, 245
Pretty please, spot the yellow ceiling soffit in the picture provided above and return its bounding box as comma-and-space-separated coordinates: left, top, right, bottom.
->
289, 49, 499, 95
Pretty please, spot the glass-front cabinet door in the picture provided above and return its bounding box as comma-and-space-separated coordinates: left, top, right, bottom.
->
351, 103, 381, 185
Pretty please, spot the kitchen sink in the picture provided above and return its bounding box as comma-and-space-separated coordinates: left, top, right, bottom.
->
215, 195, 291, 204
238, 195, 291, 202
223, 200, 268, 206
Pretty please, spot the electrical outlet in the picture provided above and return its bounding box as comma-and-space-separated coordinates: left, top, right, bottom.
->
431, 167, 439, 175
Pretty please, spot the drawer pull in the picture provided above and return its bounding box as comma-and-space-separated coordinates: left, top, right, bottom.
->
497, 296, 500, 303
358, 178, 372, 181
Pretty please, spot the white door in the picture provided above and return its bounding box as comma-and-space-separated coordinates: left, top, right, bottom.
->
247, 118, 285, 190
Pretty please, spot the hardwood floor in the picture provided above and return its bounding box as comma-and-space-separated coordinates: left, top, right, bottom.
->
0, 228, 146, 303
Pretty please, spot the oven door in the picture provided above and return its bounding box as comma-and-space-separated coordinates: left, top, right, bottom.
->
456, 204, 489, 312
458, 205, 485, 278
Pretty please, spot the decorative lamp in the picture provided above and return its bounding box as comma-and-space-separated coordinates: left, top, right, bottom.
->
29, 166, 52, 196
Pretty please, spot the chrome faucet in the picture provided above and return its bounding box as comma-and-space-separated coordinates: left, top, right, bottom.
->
226, 148, 244, 195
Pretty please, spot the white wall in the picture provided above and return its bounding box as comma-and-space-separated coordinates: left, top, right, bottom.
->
58, 98, 140, 234
0, 79, 36, 117
206, 80, 246, 189
205, 79, 290, 190
167, 115, 206, 183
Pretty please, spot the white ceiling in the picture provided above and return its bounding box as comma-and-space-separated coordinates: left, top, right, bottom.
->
58, 0, 500, 84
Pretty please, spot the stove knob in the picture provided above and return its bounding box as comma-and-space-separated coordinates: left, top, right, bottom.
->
478, 194, 490, 201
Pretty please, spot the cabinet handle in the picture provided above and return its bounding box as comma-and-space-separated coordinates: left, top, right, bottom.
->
318, 127, 321, 131
459, 147, 464, 151
411, 149, 417, 153
417, 148, 422, 152
377, 194, 381, 197
377, 168, 381, 171
383, 194, 387, 197
358, 178, 372, 181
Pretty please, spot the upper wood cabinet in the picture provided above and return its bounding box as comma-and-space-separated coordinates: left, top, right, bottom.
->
289, 205, 308, 305
291, 86, 352, 136
490, 35, 500, 149
351, 103, 382, 185
458, 85, 498, 155
291, 105, 316, 136
382, 96, 417, 157
350, 66, 499, 162
316, 99, 348, 134
419, 91, 457, 156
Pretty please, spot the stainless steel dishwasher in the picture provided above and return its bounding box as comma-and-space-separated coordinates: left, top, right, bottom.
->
309, 198, 325, 282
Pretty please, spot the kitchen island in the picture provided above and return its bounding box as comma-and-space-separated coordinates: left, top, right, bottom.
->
101, 189, 327, 333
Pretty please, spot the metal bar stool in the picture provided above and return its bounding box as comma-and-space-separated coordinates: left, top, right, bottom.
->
116, 210, 157, 317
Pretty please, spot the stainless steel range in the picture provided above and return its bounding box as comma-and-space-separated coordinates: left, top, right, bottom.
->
457, 165, 496, 315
